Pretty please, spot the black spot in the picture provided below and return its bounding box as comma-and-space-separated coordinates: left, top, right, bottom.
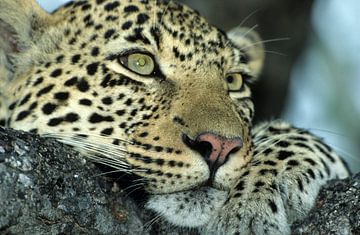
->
95, 24, 103, 30
33, 77, 44, 86
307, 169, 316, 179
241, 170, 250, 177
297, 178, 304, 192
139, 132, 148, 137
116, 109, 126, 116
268, 126, 289, 134
235, 180, 245, 191
86, 62, 100, 75
42, 103, 57, 114
65, 113, 79, 122
9, 102, 17, 110
106, 15, 119, 21
259, 169, 278, 176
137, 13, 149, 24
64, 1, 75, 7
287, 160, 299, 166
119, 122, 127, 129
56, 55, 65, 63
155, 146, 164, 152
268, 200, 278, 213
29, 102, 37, 110
48, 117, 64, 126
315, 143, 336, 163
318, 159, 330, 176
173, 47, 180, 58
277, 150, 294, 160
264, 160, 277, 166
100, 74, 112, 88
262, 148, 273, 156
71, 54, 81, 64
16, 111, 30, 121
77, 78, 90, 92
101, 97, 113, 105
64, 76, 78, 86
294, 142, 314, 152
125, 32, 151, 44
19, 94, 31, 106
29, 128, 38, 133
155, 159, 164, 166
112, 139, 120, 145
276, 141, 290, 148
122, 21, 133, 30
124, 5, 139, 13
104, 29, 116, 39
91, 47, 100, 56
50, 69, 62, 78
254, 181, 265, 187
79, 99, 92, 106
81, 3, 92, 11
96, 0, 105, 4
37, 84, 55, 97
54, 92, 70, 101
150, 27, 161, 48
101, 127, 114, 136
124, 98, 133, 106
74, 1, 87, 7
89, 113, 114, 123
104, 1, 120, 11
130, 109, 138, 116
290, 136, 308, 142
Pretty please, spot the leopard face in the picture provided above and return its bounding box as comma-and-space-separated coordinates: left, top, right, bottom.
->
0, 0, 264, 225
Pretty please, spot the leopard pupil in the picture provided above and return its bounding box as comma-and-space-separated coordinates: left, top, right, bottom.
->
226, 76, 234, 83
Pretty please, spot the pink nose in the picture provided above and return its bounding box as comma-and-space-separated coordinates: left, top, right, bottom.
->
196, 133, 243, 167
183, 132, 243, 174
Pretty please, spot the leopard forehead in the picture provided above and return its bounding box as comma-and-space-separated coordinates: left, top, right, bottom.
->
50, 0, 242, 70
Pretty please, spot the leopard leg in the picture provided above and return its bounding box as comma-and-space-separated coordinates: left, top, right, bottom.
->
203, 121, 350, 235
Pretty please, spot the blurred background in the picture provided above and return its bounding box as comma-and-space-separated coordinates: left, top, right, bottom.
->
37, 0, 360, 173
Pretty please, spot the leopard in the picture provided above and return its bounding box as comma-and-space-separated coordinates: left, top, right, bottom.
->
0, 0, 350, 234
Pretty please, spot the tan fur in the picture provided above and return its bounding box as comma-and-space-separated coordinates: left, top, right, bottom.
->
0, 1, 349, 234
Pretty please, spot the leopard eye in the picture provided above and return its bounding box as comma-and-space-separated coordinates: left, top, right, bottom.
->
225, 73, 243, 91
118, 53, 155, 75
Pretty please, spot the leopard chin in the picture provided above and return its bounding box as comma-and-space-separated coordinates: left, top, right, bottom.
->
146, 187, 228, 228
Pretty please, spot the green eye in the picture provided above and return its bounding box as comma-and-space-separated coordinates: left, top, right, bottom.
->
119, 53, 155, 75
225, 73, 244, 91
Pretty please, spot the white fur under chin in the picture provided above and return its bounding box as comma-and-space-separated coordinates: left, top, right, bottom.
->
146, 187, 228, 227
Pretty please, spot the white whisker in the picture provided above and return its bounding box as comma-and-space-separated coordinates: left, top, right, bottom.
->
239, 9, 260, 27
159, 0, 171, 24
264, 50, 287, 56
144, 213, 163, 231
240, 37, 290, 51
241, 24, 258, 38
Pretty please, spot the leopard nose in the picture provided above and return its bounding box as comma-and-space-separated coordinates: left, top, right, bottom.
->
183, 133, 243, 174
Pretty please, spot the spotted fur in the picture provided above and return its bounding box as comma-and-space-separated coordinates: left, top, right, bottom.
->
0, 0, 349, 234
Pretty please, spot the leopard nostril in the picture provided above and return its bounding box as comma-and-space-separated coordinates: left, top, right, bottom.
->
182, 133, 243, 176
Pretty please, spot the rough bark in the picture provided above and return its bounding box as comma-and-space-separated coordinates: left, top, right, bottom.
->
0, 127, 359, 234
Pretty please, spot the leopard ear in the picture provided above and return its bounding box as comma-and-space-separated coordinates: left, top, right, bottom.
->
227, 26, 265, 78
0, 0, 51, 82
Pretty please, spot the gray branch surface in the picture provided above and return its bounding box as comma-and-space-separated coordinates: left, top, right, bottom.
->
0, 127, 359, 235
